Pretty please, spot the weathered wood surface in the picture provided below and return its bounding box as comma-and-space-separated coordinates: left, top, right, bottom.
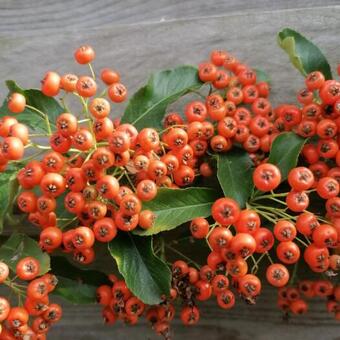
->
50, 289, 339, 340
0, 0, 339, 36
0, 1, 339, 339
0, 3, 339, 105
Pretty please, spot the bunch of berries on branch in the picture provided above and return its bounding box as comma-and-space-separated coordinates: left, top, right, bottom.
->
0, 41, 338, 339
0, 258, 62, 339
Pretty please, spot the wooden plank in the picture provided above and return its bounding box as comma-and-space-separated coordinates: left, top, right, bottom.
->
0, 6, 339, 105
0, 0, 339, 36
49, 289, 339, 340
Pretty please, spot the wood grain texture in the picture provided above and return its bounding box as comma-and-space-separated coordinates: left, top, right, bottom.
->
0, 5, 339, 106
0, 0, 339, 36
50, 288, 339, 340
0, 1, 340, 339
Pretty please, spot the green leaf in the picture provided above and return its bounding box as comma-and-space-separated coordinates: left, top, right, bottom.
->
121, 66, 203, 129
53, 277, 97, 304
0, 233, 50, 275
0, 164, 20, 232
278, 28, 332, 80
108, 234, 171, 305
0, 80, 64, 132
51, 255, 112, 304
134, 187, 220, 236
55, 193, 76, 229
268, 132, 307, 180
51, 256, 109, 287
255, 68, 271, 84
217, 149, 254, 208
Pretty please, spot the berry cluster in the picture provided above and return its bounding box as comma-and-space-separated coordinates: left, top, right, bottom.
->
0, 42, 339, 339
12, 46, 167, 265
196, 53, 340, 166
97, 274, 145, 326
180, 165, 339, 328
0, 115, 27, 169
98, 274, 181, 339
277, 279, 340, 320
0, 258, 61, 339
